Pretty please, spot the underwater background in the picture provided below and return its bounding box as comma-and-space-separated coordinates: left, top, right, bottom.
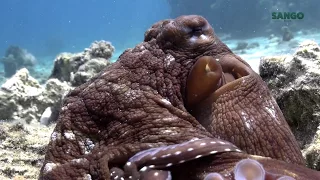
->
1, 0, 320, 179
1, 0, 320, 82
0, 0, 170, 80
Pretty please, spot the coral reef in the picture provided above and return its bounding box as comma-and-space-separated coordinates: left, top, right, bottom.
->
49, 40, 114, 86
0, 68, 71, 124
0, 41, 114, 125
0, 46, 37, 77
260, 40, 320, 170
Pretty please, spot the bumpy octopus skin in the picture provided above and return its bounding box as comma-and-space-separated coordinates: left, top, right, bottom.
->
39, 15, 224, 180
186, 53, 305, 165
39, 15, 319, 180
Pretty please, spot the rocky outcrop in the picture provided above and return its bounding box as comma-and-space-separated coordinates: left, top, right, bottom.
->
49, 40, 114, 86
260, 40, 320, 170
0, 41, 114, 125
0, 68, 72, 125
0, 46, 37, 77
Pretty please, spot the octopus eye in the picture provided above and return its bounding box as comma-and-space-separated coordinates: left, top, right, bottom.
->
191, 27, 203, 36
234, 159, 265, 180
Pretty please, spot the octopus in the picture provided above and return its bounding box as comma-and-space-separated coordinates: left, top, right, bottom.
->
38, 15, 320, 180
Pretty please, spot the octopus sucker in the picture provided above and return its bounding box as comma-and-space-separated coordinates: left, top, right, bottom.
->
233, 159, 265, 180
276, 176, 296, 180
201, 158, 297, 180
232, 159, 297, 180
140, 169, 172, 180
204, 172, 225, 180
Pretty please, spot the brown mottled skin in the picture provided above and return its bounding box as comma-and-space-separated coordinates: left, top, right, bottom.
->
39, 15, 317, 180
187, 54, 305, 165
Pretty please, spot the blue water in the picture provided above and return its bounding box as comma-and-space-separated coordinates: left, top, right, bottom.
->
0, 0, 170, 59
0, 1, 320, 78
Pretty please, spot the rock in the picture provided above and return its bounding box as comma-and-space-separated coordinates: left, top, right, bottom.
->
72, 58, 110, 86
39, 107, 52, 126
0, 68, 72, 124
281, 26, 294, 42
0, 121, 55, 179
233, 42, 259, 54
83, 40, 114, 59
247, 42, 260, 49
259, 40, 320, 170
303, 127, 320, 170
268, 34, 281, 44
0, 68, 42, 122
48, 52, 81, 83
234, 41, 248, 50
0, 46, 37, 77
49, 40, 114, 86
1, 68, 41, 93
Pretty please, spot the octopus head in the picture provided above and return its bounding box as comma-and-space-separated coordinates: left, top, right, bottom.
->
144, 15, 215, 51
